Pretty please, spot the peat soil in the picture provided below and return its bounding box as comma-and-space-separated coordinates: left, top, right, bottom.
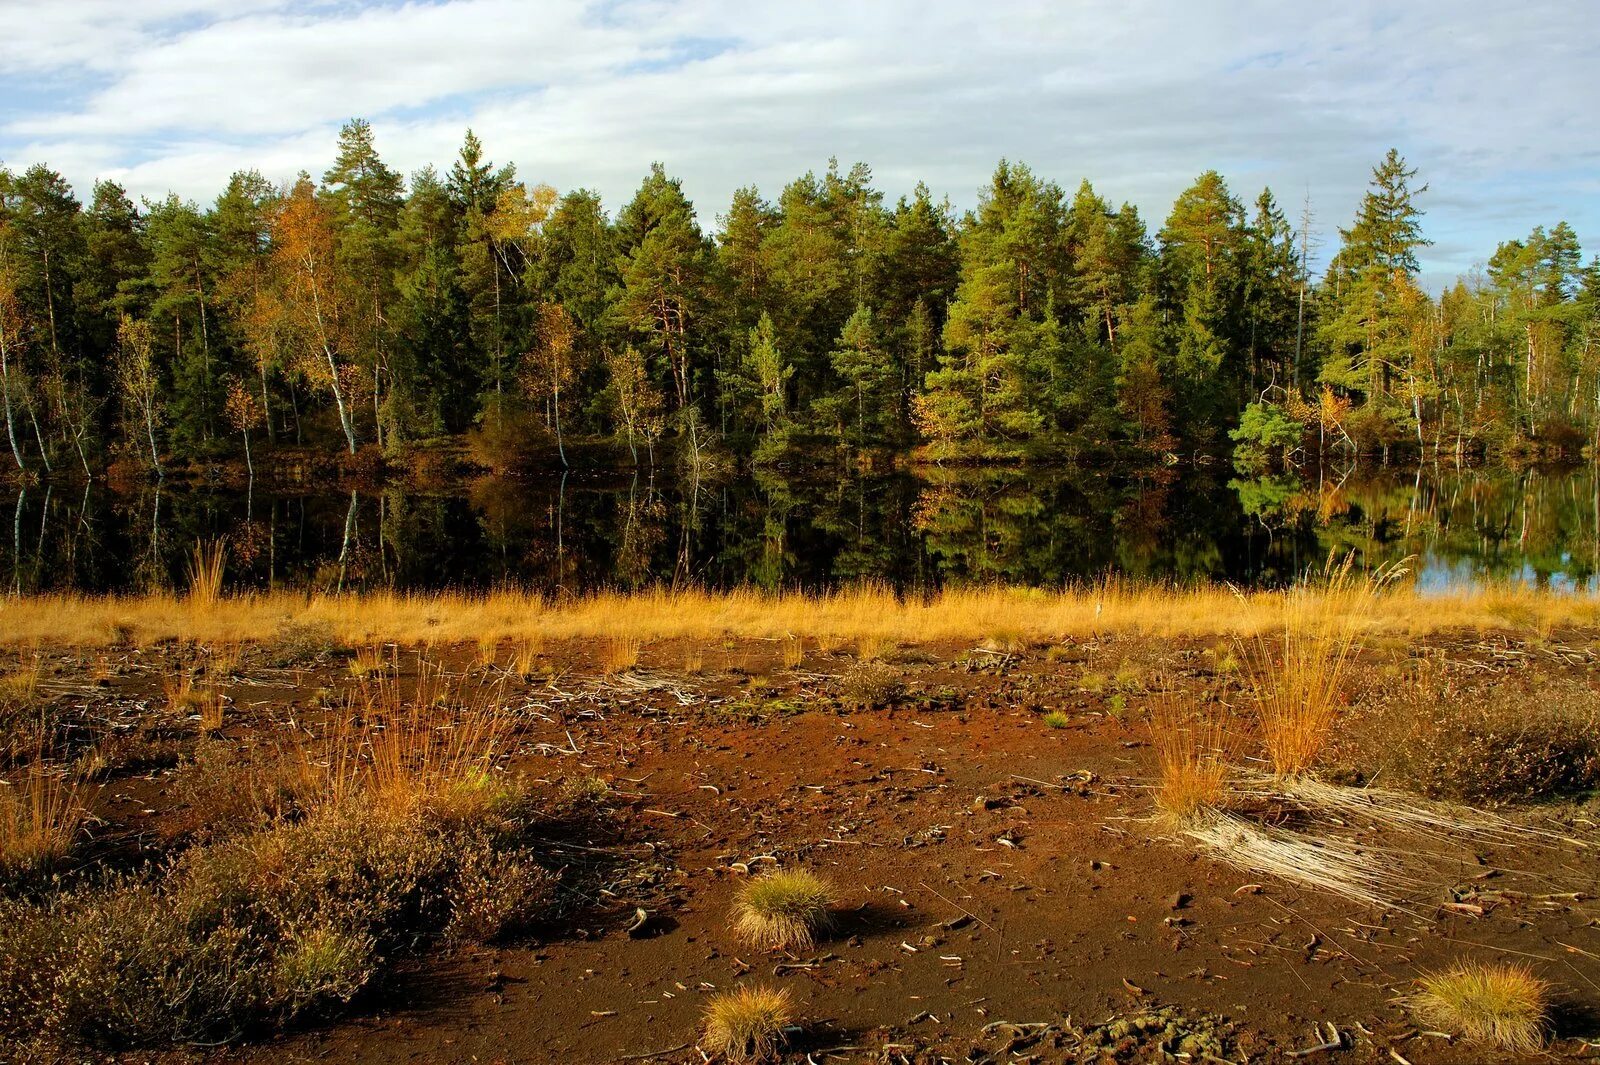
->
48, 632, 1600, 1064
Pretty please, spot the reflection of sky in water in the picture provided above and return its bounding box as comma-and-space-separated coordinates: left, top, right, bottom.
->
1416, 554, 1600, 596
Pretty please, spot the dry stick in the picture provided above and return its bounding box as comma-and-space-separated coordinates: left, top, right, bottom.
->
1286, 1023, 1343, 1057
613, 1043, 692, 1062
1258, 892, 1376, 974
918, 880, 999, 936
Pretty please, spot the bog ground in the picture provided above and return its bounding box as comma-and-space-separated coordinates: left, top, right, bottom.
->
2, 603, 1598, 1064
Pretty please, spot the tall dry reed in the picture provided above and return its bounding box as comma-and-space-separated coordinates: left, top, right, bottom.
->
1242, 556, 1404, 778
1150, 696, 1233, 825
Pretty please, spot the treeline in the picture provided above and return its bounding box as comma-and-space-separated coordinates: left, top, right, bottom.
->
0, 122, 1596, 480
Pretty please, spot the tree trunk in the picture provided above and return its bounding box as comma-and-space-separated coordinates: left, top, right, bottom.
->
0, 341, 24, 472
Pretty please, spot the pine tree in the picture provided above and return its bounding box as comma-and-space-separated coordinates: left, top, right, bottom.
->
1318, 149, 1430, 436
1158, 170, 1246, 425
322, 118, 404, 446
829, 304, 896, 448
610, 164, 713, 417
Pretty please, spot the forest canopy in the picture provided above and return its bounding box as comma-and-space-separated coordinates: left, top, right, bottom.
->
1, 123, 1595, 478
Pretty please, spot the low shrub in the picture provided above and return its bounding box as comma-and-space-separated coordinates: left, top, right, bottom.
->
269, 619, 338, 666
0, 784, 564, 1052
1348, 678, 1599, 805
838, 662, 904, 709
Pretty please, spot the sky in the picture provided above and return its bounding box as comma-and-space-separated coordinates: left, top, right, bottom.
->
2, 0, 1596, 289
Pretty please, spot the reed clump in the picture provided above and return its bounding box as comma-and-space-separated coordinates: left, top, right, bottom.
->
1409, 960, 1551, 1053
701, 985, 793, 1064
1150, 700, 1231, 825
598, 633, 641, 674
733, 869, 834, 951
0, 766, 88, 889
186, 539, 226, 612
1243, 556, 1402, 779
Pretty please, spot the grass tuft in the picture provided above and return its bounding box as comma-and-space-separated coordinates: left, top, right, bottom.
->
733, 869, 834, 952
1244, 554, 1401, 779
0, 767, 88, 888
347, 645, 388, 680
1151, 700, 1230, 825
1410, 959, 1550, 1053
186, 539, 226, 611
599, 634, 640, 674
507, 635, 542, 678
701, 985, 793, 1064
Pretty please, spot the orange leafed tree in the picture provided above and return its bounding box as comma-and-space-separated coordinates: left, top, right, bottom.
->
269, 177, 363, 454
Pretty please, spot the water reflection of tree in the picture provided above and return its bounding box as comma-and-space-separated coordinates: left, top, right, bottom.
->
1232, 465, 1600, 588
7, 461, 1600, 594
614, 475, 666, 589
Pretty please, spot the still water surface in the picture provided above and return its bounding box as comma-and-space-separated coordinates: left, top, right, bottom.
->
4, 464, 1598, 595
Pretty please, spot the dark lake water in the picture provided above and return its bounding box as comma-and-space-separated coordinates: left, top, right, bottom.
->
4, 463, 1599, 595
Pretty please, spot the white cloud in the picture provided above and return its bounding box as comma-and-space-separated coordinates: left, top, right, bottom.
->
1, 0, 1595, 285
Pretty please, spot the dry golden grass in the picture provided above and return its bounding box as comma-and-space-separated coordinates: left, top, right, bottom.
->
1243, 557, 1399, 778
598, 634, 640, 674
473, 635, 499, 669
507, 635, 542, 677
0, 656, 42, 711
204, 640, 241, 678
187, 538, 226, 610
733, 869, 834, 952
1151, 700, 1232, 825
1410, 960, 1551, 1053
855, 633, 891, 662
0, 765, 88, 883
302, 664, 513, 818
780, 634, 804, 669
701, 985, 793, 1064
163, 675, 225, 731
0, 576, 1594, 653
195, 685, 225, 733
347, 644, 388, 679
683, 651, 705, 674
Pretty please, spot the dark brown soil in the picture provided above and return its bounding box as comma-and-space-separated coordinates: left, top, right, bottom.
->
24, 632, 1600, 1064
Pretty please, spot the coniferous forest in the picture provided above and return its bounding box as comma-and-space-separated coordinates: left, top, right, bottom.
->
1, 121, 1596, 482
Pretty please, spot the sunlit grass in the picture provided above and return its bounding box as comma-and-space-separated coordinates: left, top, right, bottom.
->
1, 576, 1595, 653
0, 655, 42, 713
304, 663, 514, 820
0, 765, 89, 885
598, 634, 640, 674
187, 539, 226, 611
507, 635, 542, 677
1243, 556, 1403, 778
1410, 959, 1550, 1053
1150, 700, 1231, 825
701, 985, 793, 1064
347, 644, 387, 679
733, 869, 834, 952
